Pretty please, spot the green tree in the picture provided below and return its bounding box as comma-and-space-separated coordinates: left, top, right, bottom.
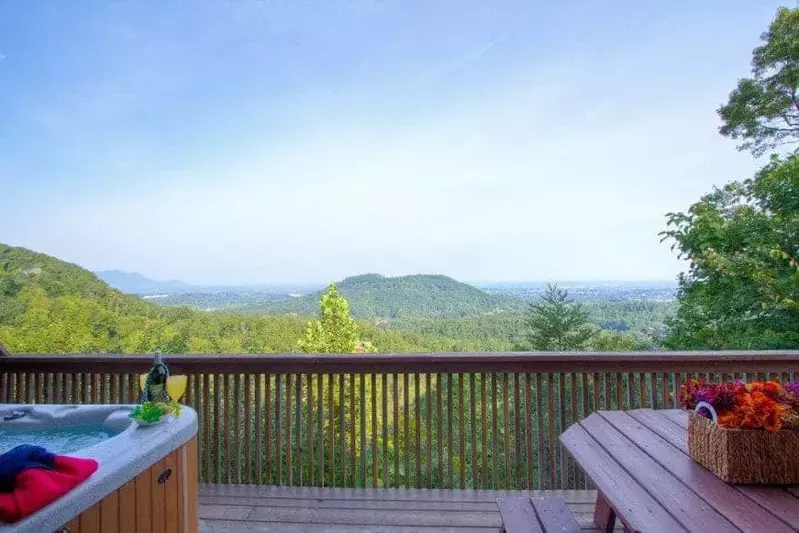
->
522, 284, 593, 351
662, 155, 799, 349
298, 284, 362, 353
718, 7, 799, 156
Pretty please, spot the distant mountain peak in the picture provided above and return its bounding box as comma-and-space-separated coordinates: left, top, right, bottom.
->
95, 270, 193, 294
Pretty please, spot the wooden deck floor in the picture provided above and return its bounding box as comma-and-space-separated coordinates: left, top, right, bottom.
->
199, 484, 608, 532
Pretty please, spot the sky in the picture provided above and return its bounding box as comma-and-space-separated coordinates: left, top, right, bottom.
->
0, 1, 789, 285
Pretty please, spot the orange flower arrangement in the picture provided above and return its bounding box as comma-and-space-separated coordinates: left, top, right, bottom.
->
680, 378, 798, 432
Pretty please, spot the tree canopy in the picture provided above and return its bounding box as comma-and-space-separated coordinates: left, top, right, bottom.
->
718, 7, 799, 156
521, 284, 594, 351
664, 6, 799, 349
662, 155, 799, 349
298, 284, 367, 353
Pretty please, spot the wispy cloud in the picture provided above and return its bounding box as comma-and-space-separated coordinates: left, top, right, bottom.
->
424, 36, 504, 80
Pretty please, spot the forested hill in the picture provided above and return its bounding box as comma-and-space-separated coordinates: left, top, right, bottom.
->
0, 244, 152, 317
0, 244, 512, 353
257, 274, 526, 319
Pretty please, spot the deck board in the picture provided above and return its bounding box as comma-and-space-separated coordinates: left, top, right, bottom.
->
198, 484, 608, 532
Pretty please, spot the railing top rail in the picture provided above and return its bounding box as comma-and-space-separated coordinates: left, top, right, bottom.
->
2, 351, 799, 374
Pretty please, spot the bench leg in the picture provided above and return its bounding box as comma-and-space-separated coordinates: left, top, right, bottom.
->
593, 491, 616, 533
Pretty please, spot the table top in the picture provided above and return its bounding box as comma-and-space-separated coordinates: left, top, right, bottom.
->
560, 409, 799, 533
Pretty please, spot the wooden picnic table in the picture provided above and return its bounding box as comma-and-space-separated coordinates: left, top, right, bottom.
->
560, 409, 799, 533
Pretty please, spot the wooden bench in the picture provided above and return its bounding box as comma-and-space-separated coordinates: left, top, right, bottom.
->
496, 496, 581, 533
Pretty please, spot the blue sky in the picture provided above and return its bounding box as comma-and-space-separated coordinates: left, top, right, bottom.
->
0, 1, 787, 284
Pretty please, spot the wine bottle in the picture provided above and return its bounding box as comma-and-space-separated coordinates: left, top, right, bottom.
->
140, 350, 170, 403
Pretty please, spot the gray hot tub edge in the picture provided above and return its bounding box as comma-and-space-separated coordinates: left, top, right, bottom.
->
0, 404, 198, 533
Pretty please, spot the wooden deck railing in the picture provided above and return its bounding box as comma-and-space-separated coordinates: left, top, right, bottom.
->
1, 352, 798, 491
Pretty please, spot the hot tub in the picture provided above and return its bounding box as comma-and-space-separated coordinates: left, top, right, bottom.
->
0, 404, 198, 533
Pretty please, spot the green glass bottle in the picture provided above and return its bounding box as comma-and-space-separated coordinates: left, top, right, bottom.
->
140, 350, 170, 403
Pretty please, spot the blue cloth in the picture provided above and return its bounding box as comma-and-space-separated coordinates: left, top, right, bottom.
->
0, 445, 55, 493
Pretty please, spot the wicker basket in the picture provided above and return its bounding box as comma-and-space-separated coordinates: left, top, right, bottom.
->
688, 411, 799, 484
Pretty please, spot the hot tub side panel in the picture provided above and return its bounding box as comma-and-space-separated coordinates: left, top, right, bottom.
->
60, 436, 198, 533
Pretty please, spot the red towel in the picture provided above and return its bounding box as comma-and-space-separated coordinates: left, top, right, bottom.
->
0, 455, 98, 523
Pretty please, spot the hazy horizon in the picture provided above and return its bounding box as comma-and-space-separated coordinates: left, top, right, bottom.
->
94, 267, 677, 289
1, 1, 783, 284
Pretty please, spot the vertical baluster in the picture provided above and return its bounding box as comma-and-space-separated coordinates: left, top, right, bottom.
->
404, 373, 410, 488
372, 373, 378, 487
558, 373, 567, 489
16, 372, 25, 404
491, 372, 498, 489
393, 373, 399, 488
101, 373, 109, 404
637, 372, 646, 410
663, 372, 672, 409
44, 372, 52, 403
382, 374, 388, 488
265, 374, 272, 485
547, 373, 555, 489
27, 373, 35, 404
360, 373, 366, 487
570, 373, 579, 488
328, 374, 334, 487
427, 373, 433, 488
214, 374, 222, 484
82, 373, 90, 403
781, 372, 790, 384
525, 373, 533, 489
255, 374, 263, 484
626, 372, 634, 410
469, 373, 477, 489
350, 374, 356, 486
234, 374, 241, 484
244, 373, 252, 484
592, 373, 600, 415
317, 375, 324, 487
447, 373, 454, 489
437, 373, 443, 488
650, 373, 658, 409
127, 373, 136, 404
23, 373, 31, 403
54, 373, 63, 404
286, 374, 293, 486
0, 372, 7, 403
309, 374, 315, 487
513, 373, 521, 488
297, 374, 303, 486
480, 373, 488, 488
275, 374, 282, 485
226, 374, 233, 484
92, 373, 100, 403
581, 373, 589, 418
458, 373, 465, 489
416, 373, 422, 488
202, 374, 211, 484
340, 374, 346, 486
615, 373, 623, 411
185, 373, 194, 409
502, 373, 509, 489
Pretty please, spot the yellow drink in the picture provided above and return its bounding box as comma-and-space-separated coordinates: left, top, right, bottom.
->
166, 375, 188, 401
